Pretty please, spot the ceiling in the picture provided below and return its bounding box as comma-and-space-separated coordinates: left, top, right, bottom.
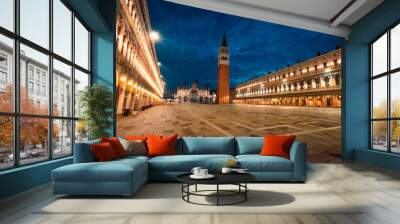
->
163, 0, 384, 38
228, 0, 352, 22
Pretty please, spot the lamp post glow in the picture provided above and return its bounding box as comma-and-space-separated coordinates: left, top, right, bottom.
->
149, 31, 161, 42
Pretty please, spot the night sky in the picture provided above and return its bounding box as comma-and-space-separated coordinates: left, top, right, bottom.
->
148, 0, 343, 92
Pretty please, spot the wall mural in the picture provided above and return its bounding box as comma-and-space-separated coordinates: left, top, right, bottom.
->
115, 0, 343, 163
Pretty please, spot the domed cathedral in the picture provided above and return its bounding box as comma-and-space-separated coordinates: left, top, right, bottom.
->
217, 32, 230, 104
174, 81, 214, 104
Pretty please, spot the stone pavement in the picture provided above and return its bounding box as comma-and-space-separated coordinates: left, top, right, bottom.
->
117, 104, 341, 163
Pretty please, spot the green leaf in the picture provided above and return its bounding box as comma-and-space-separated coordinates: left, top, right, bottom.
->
79, 84, 113, 140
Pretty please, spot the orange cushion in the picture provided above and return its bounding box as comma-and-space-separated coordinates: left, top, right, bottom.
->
146, 134, 178, 157
91, 142, 117, 161
125, 135, 148, 141
101, 137, 126, 158
260, 135, 296, 159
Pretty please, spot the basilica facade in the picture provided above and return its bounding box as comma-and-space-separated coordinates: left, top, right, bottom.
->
174, 82, 215, 104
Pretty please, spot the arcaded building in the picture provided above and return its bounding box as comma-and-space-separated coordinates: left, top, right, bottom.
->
116, 0, 165, 116
234, 49, 341, 108
174, 82, 214, 103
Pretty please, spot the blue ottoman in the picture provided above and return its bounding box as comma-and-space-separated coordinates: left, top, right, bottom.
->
52, 158, 148, 196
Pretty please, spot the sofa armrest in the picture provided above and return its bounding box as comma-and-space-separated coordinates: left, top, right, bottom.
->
73, 140, 100, 163
289, 142, 307, 181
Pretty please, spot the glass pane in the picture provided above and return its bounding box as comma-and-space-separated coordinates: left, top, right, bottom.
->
20, 117, 49, 165
53, 0, 72, 60
20, 0, 49, 49
75, 120, 88, 143
372, 121, 388, 151
372, 33, 387, 76
74, 69, 89, 117
0, 34, 14, 112
391, 24, 400, 70
391, 120, 400, 153
74, 18, 89, 70
20, 44, 49, 115
372, 76, 387, 119
53, 119, 72, 157
391, 72, 400, 118
0, 116, 14, 170
53, 59, 72, 117
0, 0, 14, 31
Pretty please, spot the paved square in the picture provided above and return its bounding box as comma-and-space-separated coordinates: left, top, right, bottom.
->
117, 104, 341, 163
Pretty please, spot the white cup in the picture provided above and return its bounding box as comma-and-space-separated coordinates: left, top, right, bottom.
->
191, 167, 202, 176
221, 167, 232, 174
200, 169, 208, 176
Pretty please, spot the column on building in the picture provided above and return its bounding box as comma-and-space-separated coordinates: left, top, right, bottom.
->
117, 72, 127, 115
115, 0, 164, 117
130, 91, 137, 114
125, 91, 132, 111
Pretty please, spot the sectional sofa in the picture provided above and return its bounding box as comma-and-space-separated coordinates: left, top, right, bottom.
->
52, 137, 307, 196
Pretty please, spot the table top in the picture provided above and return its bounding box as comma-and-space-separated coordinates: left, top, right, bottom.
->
177, 172, 255, 185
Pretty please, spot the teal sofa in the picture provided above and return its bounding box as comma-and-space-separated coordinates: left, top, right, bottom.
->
52, 137, 307, 196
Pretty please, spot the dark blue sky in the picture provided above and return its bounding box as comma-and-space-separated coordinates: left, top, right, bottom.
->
148, 0, 343, 91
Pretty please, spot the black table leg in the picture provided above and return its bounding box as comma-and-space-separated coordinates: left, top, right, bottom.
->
180, 182, 251, 206
245, 183, 247, 201
216, 184, 219, 206
187, 184, 190, 202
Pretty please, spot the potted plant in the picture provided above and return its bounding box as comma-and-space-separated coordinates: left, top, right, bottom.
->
79, 84, 113, 140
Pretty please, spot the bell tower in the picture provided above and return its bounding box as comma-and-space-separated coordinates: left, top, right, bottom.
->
217, 32, 230, 104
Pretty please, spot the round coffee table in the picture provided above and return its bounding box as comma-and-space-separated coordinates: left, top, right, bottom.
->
177, 173, 255, 206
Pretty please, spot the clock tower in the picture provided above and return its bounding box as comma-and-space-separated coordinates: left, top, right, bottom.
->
217, 32, 230, 104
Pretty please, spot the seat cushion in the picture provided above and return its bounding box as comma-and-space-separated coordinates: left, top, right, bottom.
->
149, 154, 235, 172
53, 159, 147, 183
236, 155, 293, 172
236, 137, 264, 155
113, 155, 150, 167
180, 137, 235, 155
117, 155, 150, 162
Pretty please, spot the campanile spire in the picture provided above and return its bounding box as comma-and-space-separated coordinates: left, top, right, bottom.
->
217, 32, 230, 104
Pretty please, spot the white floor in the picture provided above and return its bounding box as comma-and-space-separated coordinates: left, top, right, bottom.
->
39, 183, 358, 214
1, 162, 400, 224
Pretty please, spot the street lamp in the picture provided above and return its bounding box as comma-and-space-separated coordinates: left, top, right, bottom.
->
149, 31, 161, 42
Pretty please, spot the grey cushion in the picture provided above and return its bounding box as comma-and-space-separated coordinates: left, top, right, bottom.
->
119, 138, 147, 156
